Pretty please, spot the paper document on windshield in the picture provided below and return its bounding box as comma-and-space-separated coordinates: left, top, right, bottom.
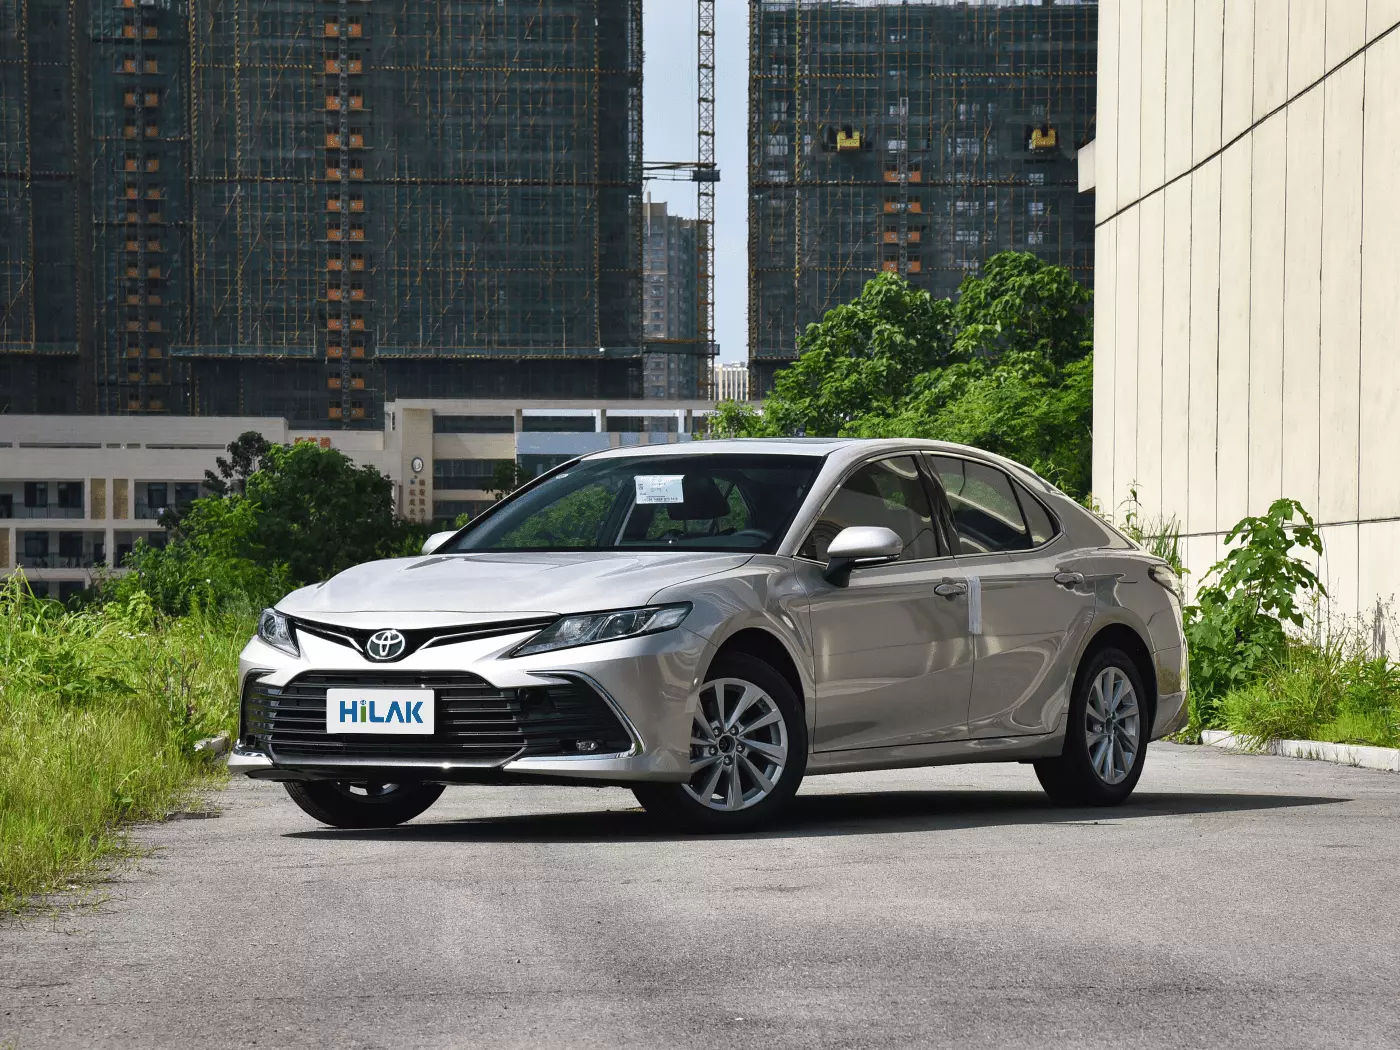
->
635, 475, 685, 505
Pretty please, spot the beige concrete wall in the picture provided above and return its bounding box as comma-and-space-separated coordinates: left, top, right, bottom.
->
1093, 2, 1400, 622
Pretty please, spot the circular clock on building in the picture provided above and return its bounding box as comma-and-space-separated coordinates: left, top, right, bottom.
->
411, 457, 424, 474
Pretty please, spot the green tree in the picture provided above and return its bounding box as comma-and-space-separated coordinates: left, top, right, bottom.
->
713, 271, 952, 439
240, 441, 421, 585
714, 252, 1094, 497
489, 460, 529, 502
202, 430, 274, 497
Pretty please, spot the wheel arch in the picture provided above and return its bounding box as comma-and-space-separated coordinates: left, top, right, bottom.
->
709, 627, 807, 713
1079, 622, 1158, 730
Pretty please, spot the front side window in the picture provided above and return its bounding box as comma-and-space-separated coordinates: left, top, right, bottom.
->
448, 454, 821, 554
799, 456, 941, 562
929, 456, 1045, 555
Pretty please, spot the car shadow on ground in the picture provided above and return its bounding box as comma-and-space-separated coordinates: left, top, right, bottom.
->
285, 789, 1347, 844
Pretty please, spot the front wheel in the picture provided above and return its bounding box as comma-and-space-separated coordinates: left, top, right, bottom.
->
1034, 647, 1148, 807
284, 780, 444, 828
632, 652, 807, 833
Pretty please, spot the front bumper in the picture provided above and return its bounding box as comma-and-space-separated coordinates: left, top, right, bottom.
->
234, 622, 711, 785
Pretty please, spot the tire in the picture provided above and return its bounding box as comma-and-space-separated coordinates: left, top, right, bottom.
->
633, 651, 808, 833
1035, 646, 1149, 807
283, 780, 444, 829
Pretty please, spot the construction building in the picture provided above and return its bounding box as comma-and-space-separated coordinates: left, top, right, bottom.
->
749, 0, 1098, 392
1, 0, 650, 427
640, 196, 703, 400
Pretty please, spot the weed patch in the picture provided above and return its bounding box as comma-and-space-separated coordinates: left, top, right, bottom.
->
0, 578, 248, 911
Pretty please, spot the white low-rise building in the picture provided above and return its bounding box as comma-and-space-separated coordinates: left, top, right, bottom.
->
0, 399, 715, 598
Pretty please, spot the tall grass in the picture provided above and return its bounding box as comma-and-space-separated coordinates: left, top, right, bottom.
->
0, 576, 249, 911
1218, 625, 1400, 750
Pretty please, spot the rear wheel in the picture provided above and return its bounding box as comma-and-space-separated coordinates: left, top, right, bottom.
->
283, 780, 444, 828
633, 652, 807, 833
1035, 647, 1148, 807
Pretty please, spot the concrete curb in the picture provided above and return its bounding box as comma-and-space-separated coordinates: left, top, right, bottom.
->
1200, 730, 1400, 773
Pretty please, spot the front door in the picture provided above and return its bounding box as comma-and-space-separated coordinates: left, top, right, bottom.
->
928, 455, 1097, 738
800, 455, 975, 751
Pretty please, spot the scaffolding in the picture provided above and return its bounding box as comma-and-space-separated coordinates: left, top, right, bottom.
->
0, 0, 89, 413
180, 0, 645, 424
1, 0, 645, 424
749, 0, 1098, 392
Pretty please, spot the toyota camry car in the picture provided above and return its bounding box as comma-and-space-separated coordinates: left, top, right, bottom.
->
230, 438, 1187, 832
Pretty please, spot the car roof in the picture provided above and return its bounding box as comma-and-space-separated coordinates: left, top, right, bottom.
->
585, 436, 1010, 462
581, 437, 1063, 496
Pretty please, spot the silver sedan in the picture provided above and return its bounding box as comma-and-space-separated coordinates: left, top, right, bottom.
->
230, 438, 1188, 832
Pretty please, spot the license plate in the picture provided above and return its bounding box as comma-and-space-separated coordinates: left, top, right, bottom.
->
326, 688, 435, 735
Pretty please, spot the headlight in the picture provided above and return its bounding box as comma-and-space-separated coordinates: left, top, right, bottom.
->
257, 608, 299, 657
512, 603, 691, 657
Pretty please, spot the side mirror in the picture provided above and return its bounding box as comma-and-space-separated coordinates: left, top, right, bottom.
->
421, 530, 456, 556
823, 525, 903, 585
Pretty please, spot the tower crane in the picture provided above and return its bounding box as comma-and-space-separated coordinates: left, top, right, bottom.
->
642, 0, 719, 398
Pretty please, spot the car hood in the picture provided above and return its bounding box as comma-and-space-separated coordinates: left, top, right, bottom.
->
278, 551, 754, 622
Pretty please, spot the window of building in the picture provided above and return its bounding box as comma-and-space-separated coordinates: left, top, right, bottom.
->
432, 415, 515, 434
521, 415, 595, 433
55, 481, 83, 509
433, 499, 494, 525
432, 459, 514, 486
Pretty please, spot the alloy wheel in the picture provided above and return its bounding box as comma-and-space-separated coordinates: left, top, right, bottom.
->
1084, 666, 1140, 785
683, 677, 789, 812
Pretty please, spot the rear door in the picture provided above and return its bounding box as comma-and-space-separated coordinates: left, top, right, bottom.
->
799, 455, 974, 751
926, 455, 1096, 738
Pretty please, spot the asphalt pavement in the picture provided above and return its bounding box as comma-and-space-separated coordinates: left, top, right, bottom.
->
3, 742, 1399, 1049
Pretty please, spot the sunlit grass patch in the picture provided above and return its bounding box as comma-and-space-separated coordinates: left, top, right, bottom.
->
0, 577, 248, 911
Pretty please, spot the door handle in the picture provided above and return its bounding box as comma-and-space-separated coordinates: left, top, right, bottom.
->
934, 581, 967, 598
1054, 571, 1086, 588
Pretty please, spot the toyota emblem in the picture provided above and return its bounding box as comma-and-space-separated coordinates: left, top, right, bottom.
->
366, 629, 407, 662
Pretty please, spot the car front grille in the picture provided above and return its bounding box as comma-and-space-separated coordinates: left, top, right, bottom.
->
241, 672, 633, 764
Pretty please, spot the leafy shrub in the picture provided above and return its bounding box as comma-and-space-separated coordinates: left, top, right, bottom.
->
1184, 498, 1324, 729
103, 496, 288, 616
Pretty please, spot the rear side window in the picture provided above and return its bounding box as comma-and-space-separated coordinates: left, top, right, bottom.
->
929, 456, 1033, 554
1016, 484, 1058, 546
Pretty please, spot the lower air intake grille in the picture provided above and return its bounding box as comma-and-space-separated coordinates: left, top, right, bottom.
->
241, 672, 632, 764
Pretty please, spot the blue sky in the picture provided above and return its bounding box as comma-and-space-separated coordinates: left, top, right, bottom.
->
642, 0, 749, 363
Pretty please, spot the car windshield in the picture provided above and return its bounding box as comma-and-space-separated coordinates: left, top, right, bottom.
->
446, 453, 823, 554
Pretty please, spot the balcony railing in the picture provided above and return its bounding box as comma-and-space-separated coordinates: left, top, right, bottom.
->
16, 554, 105, 570
134, 501, 169, 520
0, 505, 86, 520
